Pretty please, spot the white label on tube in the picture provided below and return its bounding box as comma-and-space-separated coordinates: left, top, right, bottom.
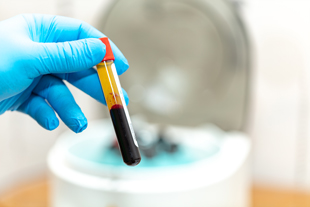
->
110, 63, 138, 147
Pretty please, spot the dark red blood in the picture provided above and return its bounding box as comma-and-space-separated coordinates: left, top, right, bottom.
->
111, 104, 123, 110
110, 105, 141, 166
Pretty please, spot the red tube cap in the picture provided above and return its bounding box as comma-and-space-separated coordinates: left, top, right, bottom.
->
99, 37, 115, 62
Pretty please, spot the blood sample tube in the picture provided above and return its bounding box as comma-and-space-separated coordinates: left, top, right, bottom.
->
96, 37, 141, 166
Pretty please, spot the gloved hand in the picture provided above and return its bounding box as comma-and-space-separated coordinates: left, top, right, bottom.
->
0, 14, 129, 133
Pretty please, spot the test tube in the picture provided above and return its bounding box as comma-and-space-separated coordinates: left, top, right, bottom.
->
96, 37, 141, 166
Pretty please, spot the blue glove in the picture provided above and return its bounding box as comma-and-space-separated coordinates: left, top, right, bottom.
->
0, 14, 129, 133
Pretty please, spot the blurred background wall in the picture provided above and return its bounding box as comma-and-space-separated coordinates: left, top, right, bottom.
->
1, 0, 310, 194
243, 0, 310, 190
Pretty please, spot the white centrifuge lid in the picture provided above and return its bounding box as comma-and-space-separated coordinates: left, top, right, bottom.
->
97, 0, 250, 131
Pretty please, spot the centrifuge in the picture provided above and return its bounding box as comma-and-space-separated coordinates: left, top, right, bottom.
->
48, 0, 251, 206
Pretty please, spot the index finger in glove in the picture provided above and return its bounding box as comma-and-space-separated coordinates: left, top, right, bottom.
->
24, 14, 129, 75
